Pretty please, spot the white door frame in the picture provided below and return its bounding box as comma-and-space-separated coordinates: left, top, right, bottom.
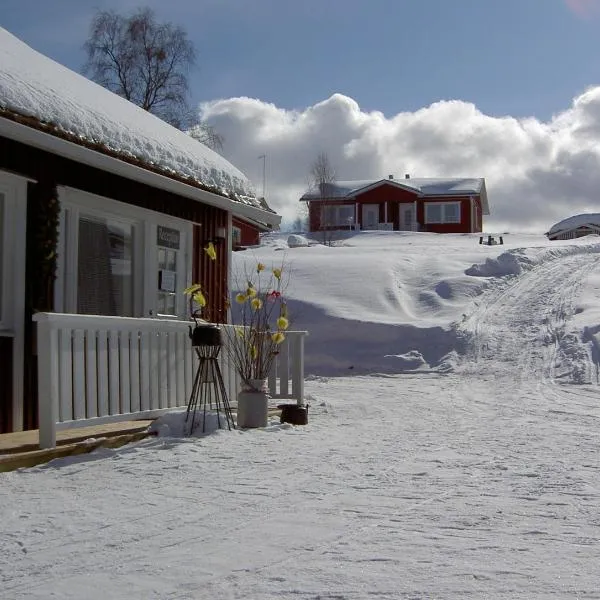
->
56, 186, 193, 319
362, 204, 379, 229
0, 171, 31, 431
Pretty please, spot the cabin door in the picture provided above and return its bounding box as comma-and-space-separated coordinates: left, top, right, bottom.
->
362, 204, 379, 230
399, 205, 414, 231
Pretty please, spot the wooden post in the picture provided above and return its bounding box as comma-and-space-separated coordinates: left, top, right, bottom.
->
34, 313, 59, 449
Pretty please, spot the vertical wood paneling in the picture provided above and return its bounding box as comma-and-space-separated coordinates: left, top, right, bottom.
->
58, 328, 73, 421
72, 330, 85, 420
159, 332, 168, 408
119, 331, 131, 414
108, 330, 120, 415
139, 331, 150, 411
85, 330, 98, 418
167, 332, 177, 407
129, 332, 140, 413
34, 312, 306, 442
149, 332, 159, 410
96, 330, 109, 417
176, 331, 186, 408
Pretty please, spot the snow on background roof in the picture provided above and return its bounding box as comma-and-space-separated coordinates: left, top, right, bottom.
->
548, 213, 600, 235
301, 177, 485, 200
0, 27, 262, 207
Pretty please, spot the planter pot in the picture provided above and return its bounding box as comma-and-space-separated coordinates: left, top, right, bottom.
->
190, 324, 222, 347
278, 403, 309, 425
237, 379, 268, 428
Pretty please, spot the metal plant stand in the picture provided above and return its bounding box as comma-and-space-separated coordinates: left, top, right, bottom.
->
185, 325, 235, 434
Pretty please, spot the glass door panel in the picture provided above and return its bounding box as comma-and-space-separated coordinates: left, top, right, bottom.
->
78, 215, 134, 316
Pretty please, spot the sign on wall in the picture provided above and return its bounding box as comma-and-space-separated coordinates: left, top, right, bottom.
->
157, 226, 180, 249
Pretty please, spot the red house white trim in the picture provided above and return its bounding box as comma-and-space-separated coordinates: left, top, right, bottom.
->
300, 175, 490, 234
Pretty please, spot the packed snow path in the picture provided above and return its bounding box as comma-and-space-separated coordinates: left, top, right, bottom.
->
457, 251, 600, 389
2, 247, 600, 598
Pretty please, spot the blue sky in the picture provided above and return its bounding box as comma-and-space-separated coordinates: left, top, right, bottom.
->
2, 0, 600, 121
4, 0, 600, 231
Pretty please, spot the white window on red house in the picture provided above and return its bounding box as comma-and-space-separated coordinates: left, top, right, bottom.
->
232, 226, 242, 247
321, 204, 354, 226
424, 202, 461, 224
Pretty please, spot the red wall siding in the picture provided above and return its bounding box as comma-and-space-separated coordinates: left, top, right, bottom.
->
354, 184, 418, 229
232, 217, 260, 247
418, 196, 479, 234
307, 184, 484, 234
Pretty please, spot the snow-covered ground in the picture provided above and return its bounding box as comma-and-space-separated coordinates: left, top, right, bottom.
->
3, 231, 600, 599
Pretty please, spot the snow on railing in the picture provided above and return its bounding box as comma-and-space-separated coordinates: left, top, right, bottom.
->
33, 313, 307, 448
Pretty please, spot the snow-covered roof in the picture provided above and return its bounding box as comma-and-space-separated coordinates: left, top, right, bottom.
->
0, 27, 275, 218
300, 177, 489, 214
547, 213, 600, 237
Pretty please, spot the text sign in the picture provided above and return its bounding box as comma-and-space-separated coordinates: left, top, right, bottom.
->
157, 226, 180, 249
158, 270, 177, 293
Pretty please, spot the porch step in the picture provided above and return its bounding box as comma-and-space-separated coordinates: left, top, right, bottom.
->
0, 428, 154, 473
0, 420, 154, 456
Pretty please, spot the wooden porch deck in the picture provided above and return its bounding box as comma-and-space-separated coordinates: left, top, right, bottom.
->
0, 420, 155, 473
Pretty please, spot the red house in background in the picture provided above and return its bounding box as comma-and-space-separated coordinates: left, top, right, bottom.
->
232, 198, 276, 249
300, 175, 489, 234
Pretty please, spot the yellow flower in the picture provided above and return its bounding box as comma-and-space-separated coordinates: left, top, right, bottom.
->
235, 326, 245, 338
193, 291, 207, 307
246, 286, 257, 298
272, 268, 282, 280
251, 298, 263, 311
276, 316, 289, 330
183, 284, 206, 307
183, 284, 202, 296
249, 345, 258, 359
204, 242, 217, 261
271, 332, 285, 344
235, 293, 247, 304
257, 263, 265, 272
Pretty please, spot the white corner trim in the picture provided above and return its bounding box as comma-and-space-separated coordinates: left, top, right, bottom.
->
0, 116, 281, 227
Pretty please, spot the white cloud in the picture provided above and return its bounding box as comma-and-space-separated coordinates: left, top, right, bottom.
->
200, 89, 600, 233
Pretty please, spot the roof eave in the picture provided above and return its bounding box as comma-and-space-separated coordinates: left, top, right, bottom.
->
0, 115, 281, 227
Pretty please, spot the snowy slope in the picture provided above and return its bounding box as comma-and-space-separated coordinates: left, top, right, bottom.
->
3, 231, 600, 598
236, 231, 600, 377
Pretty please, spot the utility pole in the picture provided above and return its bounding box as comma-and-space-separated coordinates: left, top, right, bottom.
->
258, 154, 266, 198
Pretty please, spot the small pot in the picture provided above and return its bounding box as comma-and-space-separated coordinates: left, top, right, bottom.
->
190, 324, 222, 347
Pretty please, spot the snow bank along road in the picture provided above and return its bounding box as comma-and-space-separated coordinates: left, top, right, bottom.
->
2, 247, 600, 598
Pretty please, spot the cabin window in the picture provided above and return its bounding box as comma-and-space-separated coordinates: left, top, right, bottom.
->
57, 188, 192, 319
321, 204, 354, 226
424, 202, 461, 224
77, 215, 134, 316
232, 226, 242, 247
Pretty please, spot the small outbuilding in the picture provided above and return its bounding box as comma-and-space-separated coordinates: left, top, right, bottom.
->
546, 214, 600, 240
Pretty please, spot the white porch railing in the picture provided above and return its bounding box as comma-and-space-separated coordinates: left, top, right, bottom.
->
33, 313, 307, 449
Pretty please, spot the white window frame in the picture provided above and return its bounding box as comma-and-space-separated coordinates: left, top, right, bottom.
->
321, 203, 355, 227
0, 171, 30, 431
424, 201, 461, 224
56, 187, 193, 319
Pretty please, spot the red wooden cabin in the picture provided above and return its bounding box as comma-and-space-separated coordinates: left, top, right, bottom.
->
300, 175, 489, 234
0, 28, 281, 433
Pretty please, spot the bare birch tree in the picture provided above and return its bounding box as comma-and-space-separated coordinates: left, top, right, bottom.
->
83, 7, 222, 150
309, 152, 338, 245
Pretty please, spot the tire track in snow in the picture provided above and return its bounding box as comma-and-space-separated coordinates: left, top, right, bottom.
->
456, 253, 600, 389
